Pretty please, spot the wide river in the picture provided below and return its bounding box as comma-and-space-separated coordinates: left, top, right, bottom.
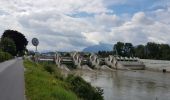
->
71, 69, 170, 100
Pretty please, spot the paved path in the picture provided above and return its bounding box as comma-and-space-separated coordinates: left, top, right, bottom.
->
0, 58, 25, 100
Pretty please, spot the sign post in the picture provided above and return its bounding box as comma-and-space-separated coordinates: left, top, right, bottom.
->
32, 38, 39, 62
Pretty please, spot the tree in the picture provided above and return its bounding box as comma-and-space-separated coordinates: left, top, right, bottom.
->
134, 45, 145, 58
124, 43, 135, 57
2, 30, 28, 56
113, 42, 125, 56
0, 38, 16, 56
159, 44, 170, 60
146, 42, 160, 59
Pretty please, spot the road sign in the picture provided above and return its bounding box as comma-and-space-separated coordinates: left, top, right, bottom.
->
32, 38, 39, 62
32, 38, 39, 46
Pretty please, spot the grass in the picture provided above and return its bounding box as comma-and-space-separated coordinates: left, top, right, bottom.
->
24, 60, 78, 100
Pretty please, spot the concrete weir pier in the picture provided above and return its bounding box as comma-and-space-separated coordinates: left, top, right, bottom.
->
55, 52, 75, 71
72, 52, 93, 71
90, 54, 113, 71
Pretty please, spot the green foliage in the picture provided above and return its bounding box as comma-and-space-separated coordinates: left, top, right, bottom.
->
98, 51, 113, 58
124, 43, 135, 57
113, 42, 134, 57
134, 42, 170, 60
0, 37, 16, 56
24, 60, 104, 100
113, 42, 125, 56
65, 62, 77, 69
0, 51, 13, 62
146, 42, 160, 59
2, 30, 28, 56
135, 45, 145, 58
41, 62, 64, 80
66, 74, 104, 100
24, 60, 78, 100
111, 42, 170, 60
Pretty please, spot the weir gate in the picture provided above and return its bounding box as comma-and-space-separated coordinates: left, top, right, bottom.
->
50, 52, 145, 71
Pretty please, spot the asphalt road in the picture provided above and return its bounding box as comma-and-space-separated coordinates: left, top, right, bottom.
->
0, 58, 25, 100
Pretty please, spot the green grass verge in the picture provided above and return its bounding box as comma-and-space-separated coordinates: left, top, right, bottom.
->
24, 60, 78, 100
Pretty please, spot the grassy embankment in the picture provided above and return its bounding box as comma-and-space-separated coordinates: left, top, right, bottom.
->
24, 60, 104, 100
24, 60, 78, 100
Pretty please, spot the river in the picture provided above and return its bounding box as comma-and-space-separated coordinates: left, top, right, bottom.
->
71, 69, 170, 100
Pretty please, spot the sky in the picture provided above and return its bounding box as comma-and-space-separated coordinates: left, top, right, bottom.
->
0, 0, 169, 51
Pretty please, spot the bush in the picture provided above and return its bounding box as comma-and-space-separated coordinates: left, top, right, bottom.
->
0, 37, 16, 56
42, 63, 64, 80
66, 74, 104, 100
0, 51, 13, 62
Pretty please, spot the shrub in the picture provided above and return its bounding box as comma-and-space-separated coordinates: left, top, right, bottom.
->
0, 51, 13, 62
42, 63, 63, 80
0, 37, 16, 56
66, 74, 104, 100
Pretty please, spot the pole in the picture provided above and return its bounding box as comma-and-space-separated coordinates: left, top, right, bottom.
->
35, 46, 38, 63
36, 46, 37, 52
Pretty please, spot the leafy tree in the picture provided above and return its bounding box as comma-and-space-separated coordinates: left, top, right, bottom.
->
159, 44, 170, 60
0, 51, 13, 62
134, 45, 145, 58
111, 42, 170, 60
98, 51, 113, 57
113, 42, 125, 56
0, 38, 16, 56
124, 43, 135, 57
2, 30, 28, 56
113, 42, 135, 57
146, 42, 160, 59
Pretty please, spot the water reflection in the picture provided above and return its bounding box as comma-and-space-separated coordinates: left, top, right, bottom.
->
72, 70, 170, 100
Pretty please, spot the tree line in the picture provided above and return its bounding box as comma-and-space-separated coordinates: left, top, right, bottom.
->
98, 42, 170, 60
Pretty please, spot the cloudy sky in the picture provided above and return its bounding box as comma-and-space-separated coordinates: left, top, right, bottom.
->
0, 0, 169, 51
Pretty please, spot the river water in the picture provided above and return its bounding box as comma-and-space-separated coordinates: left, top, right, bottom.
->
71, 69, 170, 100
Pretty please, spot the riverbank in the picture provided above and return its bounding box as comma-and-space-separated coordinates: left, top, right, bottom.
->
24, 60, 103, 100
24, 60, 78, 100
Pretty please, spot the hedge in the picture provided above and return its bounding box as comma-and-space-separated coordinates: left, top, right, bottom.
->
0, 51, 13, 62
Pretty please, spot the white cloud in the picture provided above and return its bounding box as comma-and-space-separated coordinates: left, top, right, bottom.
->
109, 11, 170, 45
131, 12, 154, 25
0, 0, 170, 51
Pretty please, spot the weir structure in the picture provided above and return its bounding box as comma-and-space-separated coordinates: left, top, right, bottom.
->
72, 52, 93, 69
90, 54, 107, 68
37, 53, 55, 63
55, 52, 76, 70
37, 51, 146, 71
106, 55, 145, 70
